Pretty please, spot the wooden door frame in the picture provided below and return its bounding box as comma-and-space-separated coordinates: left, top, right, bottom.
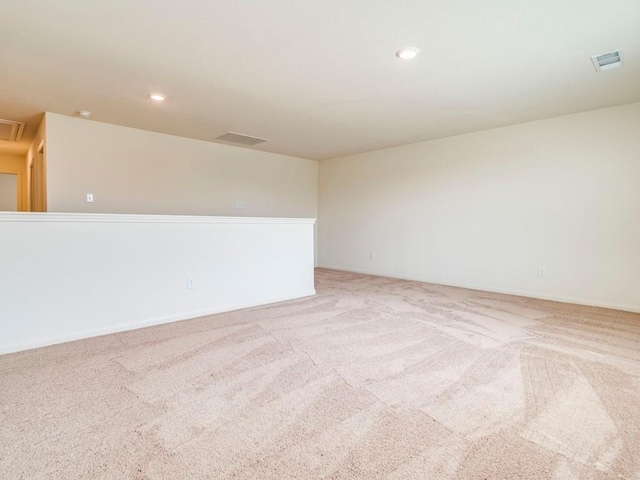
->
33, 139, 46, 212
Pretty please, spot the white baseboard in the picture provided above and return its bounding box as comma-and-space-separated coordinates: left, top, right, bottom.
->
317, 264, 640, 314
0, 289, 316, 356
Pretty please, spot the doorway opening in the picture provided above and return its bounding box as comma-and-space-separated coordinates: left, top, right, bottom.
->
0, 172, 18, 211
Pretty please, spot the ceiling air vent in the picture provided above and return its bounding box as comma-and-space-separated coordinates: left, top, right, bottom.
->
215, 131, 270, 146
591, 50, 622, 72
0, 119, 26, 142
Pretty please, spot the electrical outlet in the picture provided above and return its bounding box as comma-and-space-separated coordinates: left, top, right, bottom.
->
538, 267, 547, 277
370, 252, 375, 260
187, 276, 196, 289
86, 193, 94, 203
236, 201, 246, 209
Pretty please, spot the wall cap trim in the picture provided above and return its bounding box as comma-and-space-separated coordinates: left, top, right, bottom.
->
0, 212, 316, 224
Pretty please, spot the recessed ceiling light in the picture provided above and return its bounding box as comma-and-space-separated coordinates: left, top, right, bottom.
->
149, 92, 166, 101
396, 47, 420, 60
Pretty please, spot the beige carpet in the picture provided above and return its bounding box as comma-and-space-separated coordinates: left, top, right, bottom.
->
1, 268, 639, 479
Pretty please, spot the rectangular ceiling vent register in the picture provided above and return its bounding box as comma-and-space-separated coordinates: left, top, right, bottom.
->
591, 51, 622, 72
0, 119, 26, 142
215, 131, 270, 146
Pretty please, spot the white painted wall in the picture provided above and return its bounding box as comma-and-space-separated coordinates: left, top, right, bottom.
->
318, 102, 640, 312
0, 213, 315, 354
44, 112, 319, 263
44, 113, 318, 218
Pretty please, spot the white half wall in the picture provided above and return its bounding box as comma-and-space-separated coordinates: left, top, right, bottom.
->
0, 213, 316, 354
318, 102, 640, 312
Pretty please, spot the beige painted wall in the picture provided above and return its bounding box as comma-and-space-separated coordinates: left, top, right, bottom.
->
0, 154, 27, 211
319, 102, 640, 312
45, 113, 318, 218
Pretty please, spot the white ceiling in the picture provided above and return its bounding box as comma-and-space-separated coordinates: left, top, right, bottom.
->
1, 0, 639, 160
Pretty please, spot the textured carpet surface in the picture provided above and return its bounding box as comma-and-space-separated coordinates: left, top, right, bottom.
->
1, 268, 640, 479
